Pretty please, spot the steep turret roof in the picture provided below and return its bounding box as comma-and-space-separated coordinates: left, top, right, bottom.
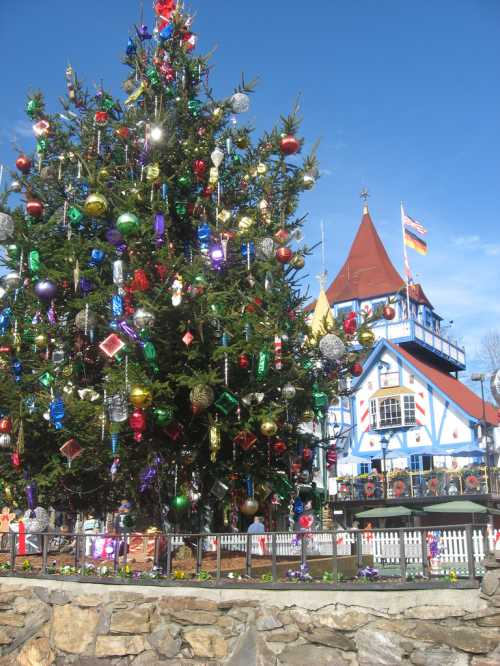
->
325, 206, 405, 303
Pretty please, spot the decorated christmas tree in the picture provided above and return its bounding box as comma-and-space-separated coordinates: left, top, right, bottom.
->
0, 1, 377, 531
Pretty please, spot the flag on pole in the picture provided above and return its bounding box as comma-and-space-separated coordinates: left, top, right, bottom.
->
402, 211, 427, 235
404, 229, 428, 256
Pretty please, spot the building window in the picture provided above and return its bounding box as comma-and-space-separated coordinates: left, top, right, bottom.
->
410, 454, 421, 472
370, 400, 377, 428
379, 397, 402, 427
369, 393, 416, 430
403, 395, 416, 425
359, 463, 370, 475
337, 304, 354, 319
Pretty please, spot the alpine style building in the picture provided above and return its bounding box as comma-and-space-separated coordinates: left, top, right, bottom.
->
318, 204, 499, 526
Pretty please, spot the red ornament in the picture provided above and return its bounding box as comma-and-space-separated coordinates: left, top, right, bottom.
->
298, 514, 314, 529
303, 447, 313, 462
181, 31, 196, 51
273, 439, 287, 455
280, 135, 300, 156
291, 461, 302, 474
129, 408, 146, 442
155, 264, 168, 281
94, 111, 109, 125
26, 199, 44, 218
275, 246, 293, 264
116, 127, 130, 139
130, 269, 150, 292
274, 228, 290, 244
383, 305, 396, 321
192, 159, 207, 177
233, 431, 257, 451
161, 64, 176, 81
343, 312, 357, 335
350, 362, 363, 377
11, 451, 21, 468
202, 185, 214, 198
0, 417, 12, 434
238, 353, 250, 369
16, 155, 31, 173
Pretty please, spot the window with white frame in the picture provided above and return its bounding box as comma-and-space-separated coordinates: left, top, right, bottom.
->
369, 393, 416, 430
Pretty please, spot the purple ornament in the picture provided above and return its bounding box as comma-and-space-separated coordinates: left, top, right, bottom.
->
106, 228, 123, 246
210, 245, 224, 269
34, 279, 57, 301
154, 213, 165, 247
26, 481, 37, 510
137, 24, 152, 41
79, 277, 93, 295
47, 305, 57, 325
118, 320, 139, 341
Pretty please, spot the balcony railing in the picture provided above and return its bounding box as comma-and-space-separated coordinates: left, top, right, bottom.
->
369, 318, 466, 369
335, 466, 499, 502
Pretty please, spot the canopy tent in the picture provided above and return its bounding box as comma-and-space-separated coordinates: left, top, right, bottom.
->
355, 506, 423, 519
423, 500, 487, 514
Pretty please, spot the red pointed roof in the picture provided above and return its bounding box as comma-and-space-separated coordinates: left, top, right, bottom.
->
408, 283, 433, 309
325, 206, 405, 304
390, 342, 498, 425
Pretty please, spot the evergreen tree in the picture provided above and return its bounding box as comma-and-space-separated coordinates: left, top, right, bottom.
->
0, 2, 376, 530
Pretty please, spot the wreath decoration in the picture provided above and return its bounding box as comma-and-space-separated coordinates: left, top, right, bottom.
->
364, 481, 376, 497
392, 479, 407, 497
465, 475, 480, 490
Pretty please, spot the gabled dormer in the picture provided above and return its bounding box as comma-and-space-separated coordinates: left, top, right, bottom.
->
324, 204, 465, 372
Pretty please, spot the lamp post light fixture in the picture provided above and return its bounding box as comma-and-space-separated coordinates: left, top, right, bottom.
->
471, 373, 492, 492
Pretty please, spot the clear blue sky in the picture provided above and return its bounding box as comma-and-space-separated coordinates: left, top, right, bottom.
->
1, 0, 499, 369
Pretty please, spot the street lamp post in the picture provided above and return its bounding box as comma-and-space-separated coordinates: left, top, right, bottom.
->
380, 435, 389, 499
471, 373, 491, 492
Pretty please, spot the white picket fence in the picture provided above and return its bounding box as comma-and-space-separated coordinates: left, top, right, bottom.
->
190, 528, 499, 575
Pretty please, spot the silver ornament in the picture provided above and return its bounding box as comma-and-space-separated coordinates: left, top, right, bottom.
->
319, 333, 346, 361
282, 383, 297, 400
9, 180, 22, 193
231, 92, 250, 113
256, 237, 275, 260
113, 260, 124, 286
0, 434, 10, 448
3, 272, 21, 290
211, 147, 224, 168
133, 308, 156, 329
107, 394, 128, 423
75, 309, 97, 331
0, 213, 14, 241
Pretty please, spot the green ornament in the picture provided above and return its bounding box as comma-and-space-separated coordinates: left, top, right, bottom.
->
187, 99, 202, 115
312, 384, 329, 411
256, 351, 270, 380
143, 341, 157, 364
177, 174, 192, 189
303, 359, 313, 370
215, 390, 238, 415
102, 97, 115, 111
172, 495, 189, 511
232, 154, 242, 164
164, 86, 175, 99
67, 207, 83, 225
175, 202, 187, 218
39, 371, 55, 387
26, 99, 39, 118
28, 250, 40, 274
6, 245, 19, 260
154, 406, 174, 426
146, 66, 160, 86
116, 212, 140, 237
36, 139, 47, 153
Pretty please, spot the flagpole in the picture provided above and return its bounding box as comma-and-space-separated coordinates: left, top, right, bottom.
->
400, 201, 411, 320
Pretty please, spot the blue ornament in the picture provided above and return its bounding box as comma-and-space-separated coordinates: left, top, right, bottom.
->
111, 432, 119, 455
49, 396, 65, 430
0, 308, 12, 336
245, 476, 254, 498
111, 295, 123, 318
89, 248, 106, 266
197, 222, 211, 243
293, 497, 304, 515
126, 37, 136, 55
241, 242, 255, 258
11, 358, 22, 382
160, 23, 174, 40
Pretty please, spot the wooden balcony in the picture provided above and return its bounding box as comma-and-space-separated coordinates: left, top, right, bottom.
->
334, 467, 499, 503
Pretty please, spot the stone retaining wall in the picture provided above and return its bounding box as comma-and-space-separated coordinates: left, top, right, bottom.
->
0, 577, 498, 665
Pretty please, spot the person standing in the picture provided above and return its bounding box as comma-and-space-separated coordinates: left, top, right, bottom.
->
247, 516, 265, 534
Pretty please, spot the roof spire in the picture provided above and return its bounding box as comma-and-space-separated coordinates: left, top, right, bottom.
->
360, 187, 370, 215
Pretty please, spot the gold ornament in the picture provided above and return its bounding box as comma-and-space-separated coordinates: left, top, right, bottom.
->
240, 498, 259, 516
190, 384, 215, 410
209, 166, 219, 184
84, 193, 108, 217
256, 163, 267, 175
130, 186, 144, 203
98, 167, 111, 180
217, 209, 231, 224
238, 216, 254, 232
260, 420, 278, 437
124, 81, 147, 106
212, 107, 223, 118
302, 409, 315, 421
358, 329, 375, 347
291, 254, 305, 269
146, 163, 161, 181
34, 334, 47, 347
209, 424, 221, 462
130, 386, 152, 409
